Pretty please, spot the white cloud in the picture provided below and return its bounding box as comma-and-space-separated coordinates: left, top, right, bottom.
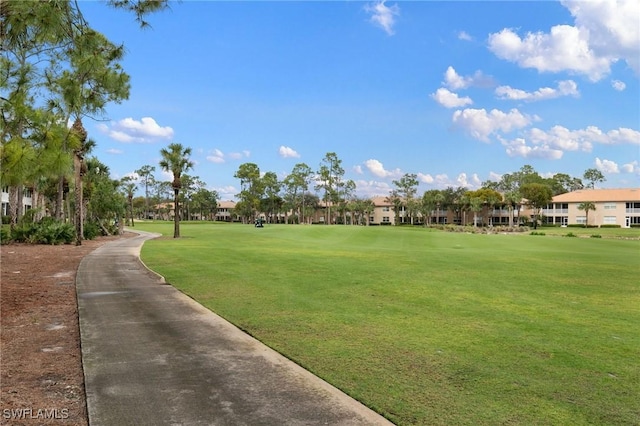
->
431, 88, 473, 108
354, 180, 391, 198
353, 165, 363, 175
207, 148, 225, 164
458, 31, 472, 41
363, 159, 402, 178
278, 145, 300, 158
562, 0, 640, 74
500, 137, 564, 160
365, 1, 399, 36
106, 148, 123, 155
488, 171, 502, 182
443, 66, 494, 90
417, 173, 433, 184
611, 80, 626, 91
622, 161, 640, 174
488, 0, 640, 80
214, 185, 238, 200
497, 124, 639, 159
595, 157, 620, 174
456, 173, 482, 188
451, 108, 533, 142
206, 149, 250, 163
495, 80, 579, 102
606, 127, 640, 144
98, 117, 174, 143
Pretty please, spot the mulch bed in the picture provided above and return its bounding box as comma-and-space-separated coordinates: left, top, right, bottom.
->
1, 233, 133, 425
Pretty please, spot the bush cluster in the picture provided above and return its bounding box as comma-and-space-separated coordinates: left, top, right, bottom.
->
9, 217, 75, 244
530, 231, 546, 236
434, 224, 530, 234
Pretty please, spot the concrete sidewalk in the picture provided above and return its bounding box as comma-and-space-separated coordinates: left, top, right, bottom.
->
77, 231, 394, 425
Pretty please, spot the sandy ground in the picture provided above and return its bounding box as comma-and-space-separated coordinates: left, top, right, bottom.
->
1, 233, 133, 425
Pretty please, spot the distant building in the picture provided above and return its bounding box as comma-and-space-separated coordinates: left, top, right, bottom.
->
215, 201, 237, 222
543, 188, 640, 227
1, 186, 33, 217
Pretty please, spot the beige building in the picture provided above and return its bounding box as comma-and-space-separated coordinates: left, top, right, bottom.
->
215, 201, 238, 222
368, 188, 640, 228
542, 188, 640, 228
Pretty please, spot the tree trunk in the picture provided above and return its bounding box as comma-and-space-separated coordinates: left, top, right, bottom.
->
173, 188, 180, 238
56, 176, 64, 220
74, 155, 83, 245
8, 186, 19, 229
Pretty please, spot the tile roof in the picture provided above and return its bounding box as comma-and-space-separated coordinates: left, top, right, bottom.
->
552, 188, 640, 202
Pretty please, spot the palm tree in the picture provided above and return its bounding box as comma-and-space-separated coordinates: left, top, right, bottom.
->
577, 202, 596, 228
159, 143, 194, 238
120, 176, 137, 227
70, 118, 95, 245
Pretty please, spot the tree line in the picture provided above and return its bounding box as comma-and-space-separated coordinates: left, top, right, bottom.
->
1, 1, 169, 244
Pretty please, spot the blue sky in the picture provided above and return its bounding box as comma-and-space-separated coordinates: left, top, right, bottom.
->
82, 0, 639, 200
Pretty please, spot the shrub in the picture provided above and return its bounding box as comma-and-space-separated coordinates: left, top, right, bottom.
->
600, 224, 621, 228
9, 218, 75, 245
10, 222, 38, 242
84, 221, 101, 240
34, 221, 74, 244
0, 227, 10, 244
590, 234, 602, 238
530, 231, 546, 236
564, 232, 578, 238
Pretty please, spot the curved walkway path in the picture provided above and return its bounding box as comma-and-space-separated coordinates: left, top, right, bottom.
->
77, 230, 394, 425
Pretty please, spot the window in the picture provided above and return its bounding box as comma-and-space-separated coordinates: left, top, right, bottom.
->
604, 203, 616, 210
382, 216, 390, 223
603, 216, 617, 225
382, 206, 390, 212
576, 216, 587, 224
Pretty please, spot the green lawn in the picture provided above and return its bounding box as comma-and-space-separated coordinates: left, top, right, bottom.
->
136, 222, 640, 425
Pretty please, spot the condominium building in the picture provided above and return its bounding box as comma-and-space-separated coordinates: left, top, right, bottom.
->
543, 188, 640, 228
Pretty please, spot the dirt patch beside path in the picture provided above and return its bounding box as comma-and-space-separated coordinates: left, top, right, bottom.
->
1, 233, 134, 425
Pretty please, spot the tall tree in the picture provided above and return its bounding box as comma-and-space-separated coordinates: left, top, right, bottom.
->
583, 168, 606, 189
135, 165, 155, 220
84, 157, 124, 235
503, 190, 521, 227
159, 143, 193, 238
1, 0, 166, 225
392, 173, 419, 225
550, 173, 583, 195
70, 118, 95, 245
261, 171, 281, 223
520, 183, 553, 229
234, 163, 262, 223
421, 190, 441, 226
577, 202, 596, 228
283, 162, 313, 225
386, 189, 403, 225
121, 176, 137, 227
316, 152, 344, 225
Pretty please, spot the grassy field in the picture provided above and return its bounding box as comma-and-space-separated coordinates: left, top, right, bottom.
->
135, 222, 640, 425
